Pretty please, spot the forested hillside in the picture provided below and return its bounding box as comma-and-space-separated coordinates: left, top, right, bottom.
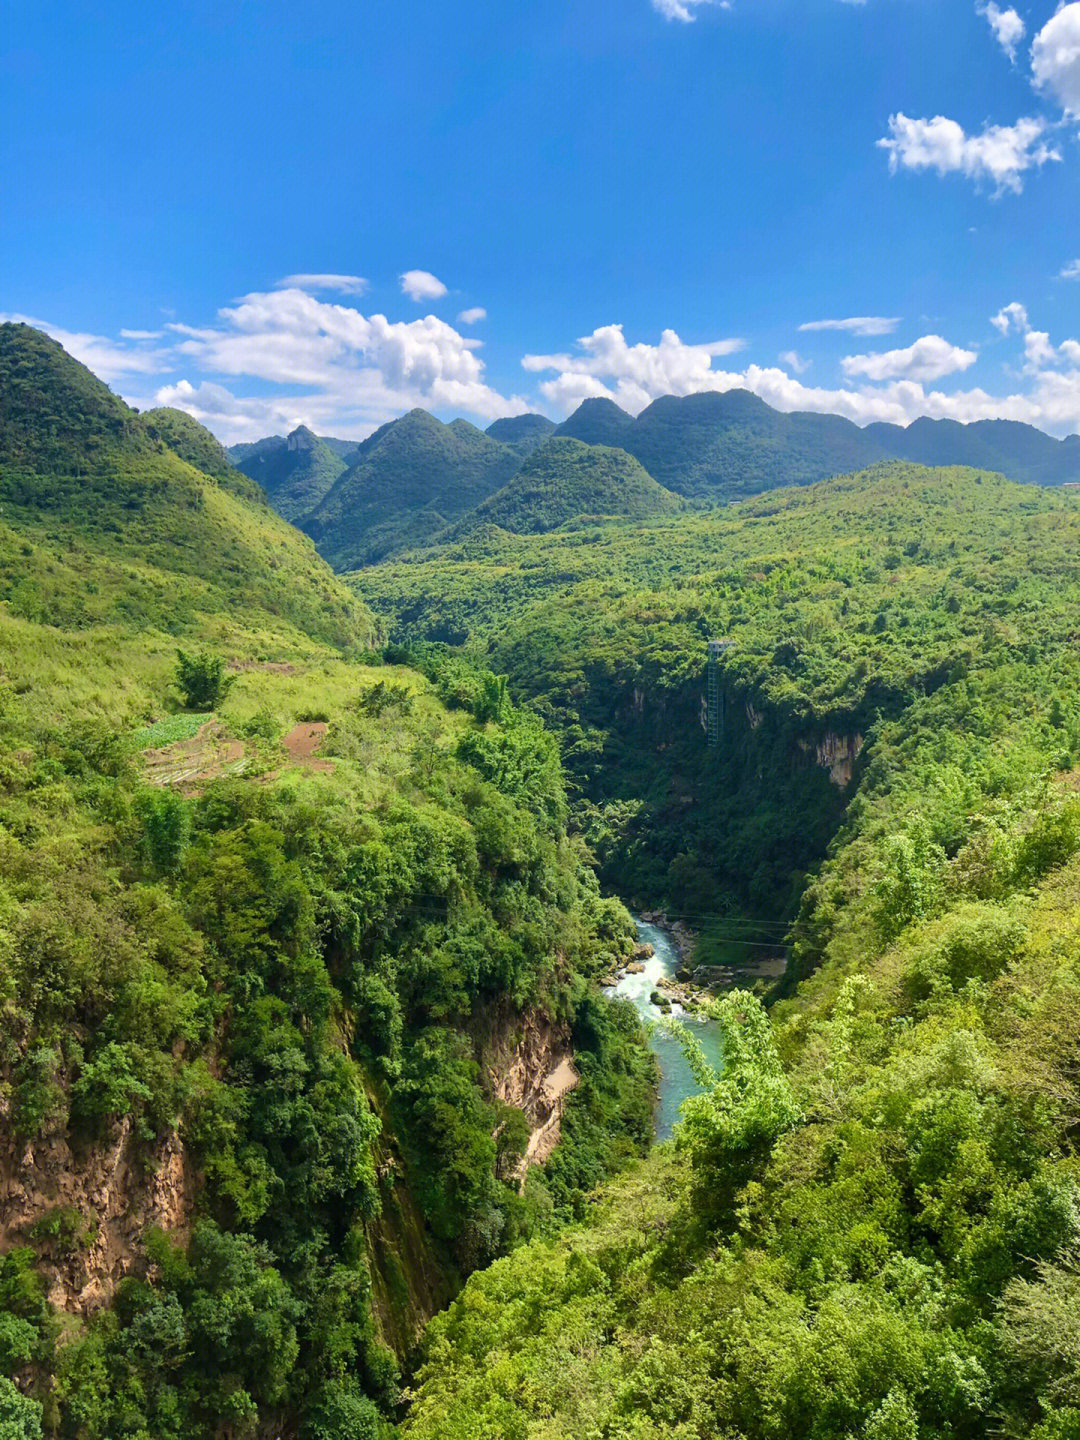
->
439, 438, 685, 538
484, 414, 557, 454
556, 390, 1080, 501
303, 410, 521, 569
230, 392, 1079, 572
379, 466, 1080, 1439
357, 464, 1080, 947
228, 425, 348, 522
0, 328, 654, 1439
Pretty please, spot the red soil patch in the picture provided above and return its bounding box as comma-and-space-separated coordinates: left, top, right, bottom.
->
281, 722, 333, 773
143, 721, 248, 793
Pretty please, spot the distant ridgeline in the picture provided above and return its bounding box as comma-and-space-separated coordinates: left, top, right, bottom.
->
229, 390, 1080, 571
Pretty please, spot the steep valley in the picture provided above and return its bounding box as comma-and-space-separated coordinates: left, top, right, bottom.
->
7, 326, 1080, 1439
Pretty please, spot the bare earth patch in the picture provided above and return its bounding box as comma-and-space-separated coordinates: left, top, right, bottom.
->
281, 721, 333, 773
143, 719, 248, 791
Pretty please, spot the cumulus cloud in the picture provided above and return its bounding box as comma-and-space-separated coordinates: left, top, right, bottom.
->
458, 307, 487, 325
523, 319, 1080, 436
978, 2, 1025, 61
1031, 3, 1080, 115
1062, 260, 1080, 280
0, 313, 171, 383
992, 301, 1030, 334
152, 287, 527, 441
275, 273, 369, 295
990, 299, 1080, 375
523, 324, 745, 414
842, 334, 979, 383
878, 113, 1060, 194
400, 270, 448, 302
799, 316, 901, 336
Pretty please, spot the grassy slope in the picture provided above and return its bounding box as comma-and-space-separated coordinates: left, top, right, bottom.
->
401, 468, 1080, 1440
141, 406, 264, 502
0, 323, 376, 655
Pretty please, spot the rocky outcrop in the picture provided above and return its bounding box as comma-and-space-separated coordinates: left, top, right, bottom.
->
798, 731, 865, 787
483, 1008, 579, 1174
0, 1116, 195, 1316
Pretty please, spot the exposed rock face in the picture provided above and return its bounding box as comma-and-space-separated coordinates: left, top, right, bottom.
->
0, 1117, 195, 1316
798, 731, 865, 787
484, 1008, 579, 1173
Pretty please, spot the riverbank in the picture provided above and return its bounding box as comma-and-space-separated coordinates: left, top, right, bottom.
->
608, 919, 726, 1141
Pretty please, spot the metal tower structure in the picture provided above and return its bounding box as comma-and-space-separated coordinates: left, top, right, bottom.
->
706, 639, 735, 747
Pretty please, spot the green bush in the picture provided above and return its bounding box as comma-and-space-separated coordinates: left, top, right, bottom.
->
174, 650, 232, 709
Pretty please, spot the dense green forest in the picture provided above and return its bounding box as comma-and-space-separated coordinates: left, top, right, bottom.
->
437, 438, 685, 539
303, 410, 522, 570
553, 390, 1080, 497
230, 391, 1079, 582
366, 467, 1080, 1439
0, 326, 654, 1438
229, 426, 349, 523
356, 465, 1080, 944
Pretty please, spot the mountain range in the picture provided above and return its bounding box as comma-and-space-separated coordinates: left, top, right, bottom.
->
227, 389, 1080, 573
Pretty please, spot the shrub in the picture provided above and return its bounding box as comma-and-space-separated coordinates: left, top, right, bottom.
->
175, 650, 232, 709
0, 1378, 42, 1440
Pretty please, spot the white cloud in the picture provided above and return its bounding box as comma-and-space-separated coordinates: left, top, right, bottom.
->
799, 316, 901, 336
275, 273, 369, 295
523, 324, 745, 414
1061, 259, 1080, 280
119, 328, 164, 340
651, 0, 728, 20
148, 379, 330, 442
0, 313, 171, 383
142, 287, 528, 442
1031, 3, 1080, 115
878, 112, 1060, 194
989, 299, 1080, 376
842, 334, 979, 383
458, 307, 487, 325
400, 270, 448, 302
779, 350, 810, 374
993, 301, 1030, 334
978, 2, 1025, 61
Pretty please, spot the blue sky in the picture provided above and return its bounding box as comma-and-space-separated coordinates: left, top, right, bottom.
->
2, 0, 1079, 441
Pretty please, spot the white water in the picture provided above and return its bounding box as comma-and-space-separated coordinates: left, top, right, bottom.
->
611, 919, 725, 1140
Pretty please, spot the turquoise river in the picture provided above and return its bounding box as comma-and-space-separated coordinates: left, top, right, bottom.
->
611, 919, 726, 1140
